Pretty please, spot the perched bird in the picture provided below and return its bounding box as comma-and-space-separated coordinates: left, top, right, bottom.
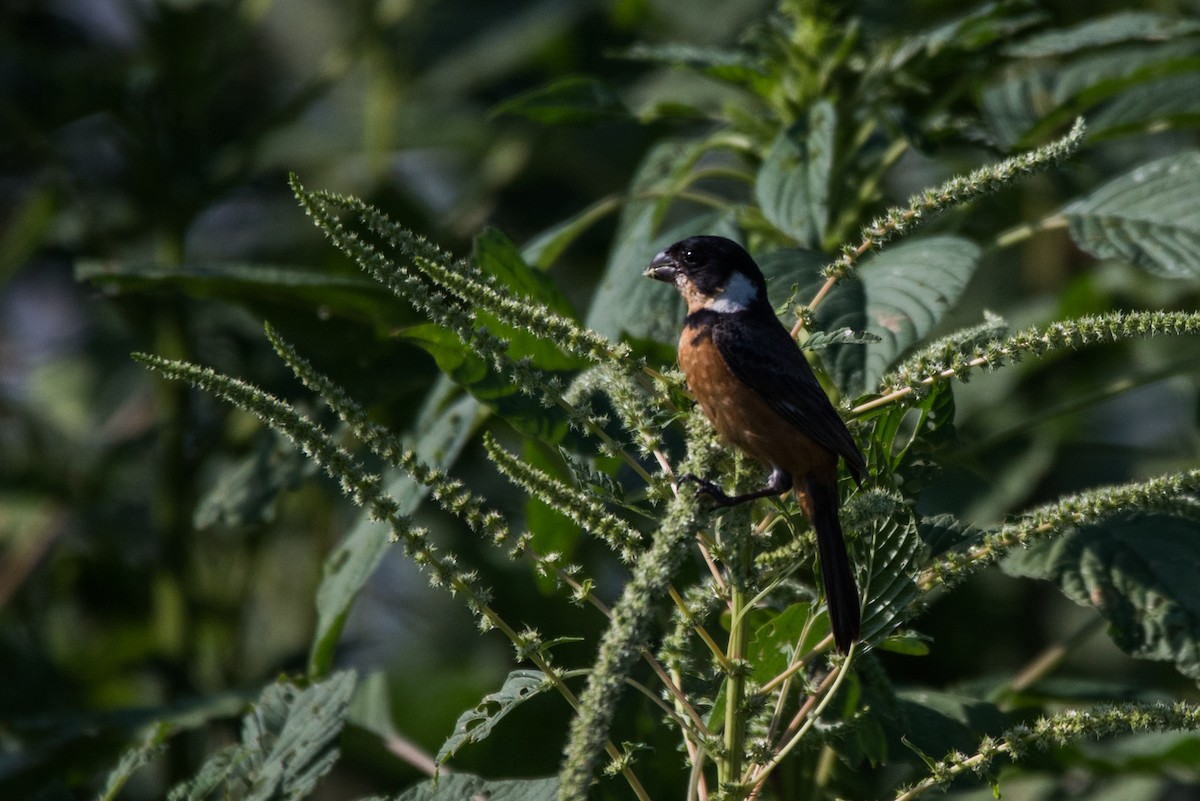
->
646, 235, 866, 653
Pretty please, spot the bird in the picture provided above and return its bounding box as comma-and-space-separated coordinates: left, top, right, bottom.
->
646, 235, 866, 653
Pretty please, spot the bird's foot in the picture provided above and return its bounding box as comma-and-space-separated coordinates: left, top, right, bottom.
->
678, 473, 737, 506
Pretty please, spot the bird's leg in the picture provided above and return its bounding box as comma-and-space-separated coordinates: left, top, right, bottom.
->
679, 467, 792, 508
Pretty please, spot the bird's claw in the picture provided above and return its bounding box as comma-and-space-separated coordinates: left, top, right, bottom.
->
677, 473, 736, 507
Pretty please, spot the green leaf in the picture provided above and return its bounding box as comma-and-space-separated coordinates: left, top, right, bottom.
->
389, 773, 558, 801
982, 39, 1200, 147
471, 228, 586, 370
97, 724, 173, 801
615, 42, 765, 84
585, 140, 739, 343
346, 670, 401, 741
194, 430, 314, 529
399, 323, 571, 443
802, 327, 881, 350
436, 670, 553, 765
893, 689, 1010, 770
1004, 12, 1200, 58
1087, 72, 1200, 138
491, 75, 630, 124
798, 237, 981, 396
853, 493, 923, 646
887, 2, 1046, 68
1004, 512, 1200, 681
309, 380, 483, 676
1062, 151, 1200, 279
755, 101, 835, 248
521, 195, 622, 269
170, 672, 356, 801
918, 513, 982, 558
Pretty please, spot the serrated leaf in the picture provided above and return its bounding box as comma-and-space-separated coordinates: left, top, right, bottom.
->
1004, 12, 1200, 58
436, 670, 552, 765
756, 101, 835, 247
808, 237, 980, 396
918, 513, 982, 558
490, 75, 630, 124
97, 724, 173, 801
1062, 151, 1200, 279
982, 39, 1200, 147
1004, 512, 1200, 681
310, 380, 483, 675
243, 672, 356, 801
852, 493, 924, 646
388, 773, 558, 801
171, 672, 355, 801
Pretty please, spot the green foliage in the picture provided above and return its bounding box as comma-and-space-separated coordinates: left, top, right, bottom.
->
6, 2, 1200, 801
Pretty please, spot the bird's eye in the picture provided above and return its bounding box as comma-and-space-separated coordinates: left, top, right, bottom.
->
681, 249, 697, 265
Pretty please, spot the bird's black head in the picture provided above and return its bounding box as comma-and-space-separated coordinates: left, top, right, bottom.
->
646, 236, 768, 313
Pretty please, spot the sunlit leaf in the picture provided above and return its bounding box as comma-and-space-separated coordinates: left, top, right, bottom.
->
388, 773, 558, 801
1004, 12, 1200, 58
807, 238, 981, 396
1062, 152, 1200, 279
436, 670, 553, 765
170, 672, 355, 801
854, 492, 923, 646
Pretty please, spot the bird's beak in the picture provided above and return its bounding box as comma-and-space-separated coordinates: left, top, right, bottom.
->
646, 250, 677, 282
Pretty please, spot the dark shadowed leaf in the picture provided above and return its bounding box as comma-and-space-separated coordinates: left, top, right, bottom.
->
490, 75, 630, 124
1004, 512, 1200, 681
585, 140, 739, 343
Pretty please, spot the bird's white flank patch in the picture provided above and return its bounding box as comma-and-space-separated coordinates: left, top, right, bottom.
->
706, 271, 759, 313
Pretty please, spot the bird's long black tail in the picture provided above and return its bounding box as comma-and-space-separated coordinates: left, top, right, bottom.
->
805, 476, 860, 653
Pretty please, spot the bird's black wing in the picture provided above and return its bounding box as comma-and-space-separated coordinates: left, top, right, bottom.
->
711, 311, 866, 480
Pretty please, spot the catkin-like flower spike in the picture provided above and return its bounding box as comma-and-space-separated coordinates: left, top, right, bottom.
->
921, 468, 1200, 591
566, 364, 670, 461
483, 434, 644, 562
894, 701, 1200, 801
863, 310, 1200, 413
265, 323, 405, 458
297, 175, 631, 366
291, 176, 630, 463
132, 353, 486, 599
802, 118, 1086, 316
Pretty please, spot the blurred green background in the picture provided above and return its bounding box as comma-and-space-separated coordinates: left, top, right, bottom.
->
3, 0, 1200, 798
